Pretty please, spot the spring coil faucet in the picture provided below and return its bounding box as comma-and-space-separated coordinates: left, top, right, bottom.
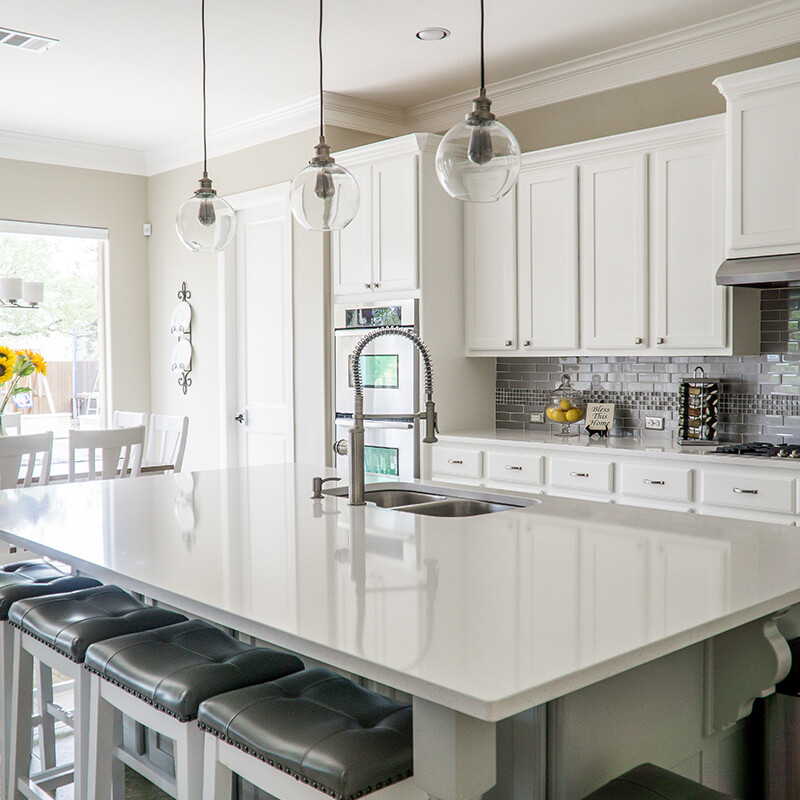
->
336, 326, 438, 506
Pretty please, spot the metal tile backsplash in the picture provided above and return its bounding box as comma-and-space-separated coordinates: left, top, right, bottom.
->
495, 288, 800, 443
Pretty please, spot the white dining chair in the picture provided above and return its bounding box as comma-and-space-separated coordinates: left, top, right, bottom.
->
112, 409, 148, 452
1, 413, 22, 435
146, 414, 189, 472
68, 426, 145, 482
0, 431, 53, 490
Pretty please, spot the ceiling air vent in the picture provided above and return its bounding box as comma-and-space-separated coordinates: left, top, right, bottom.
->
0, 27, 58, 53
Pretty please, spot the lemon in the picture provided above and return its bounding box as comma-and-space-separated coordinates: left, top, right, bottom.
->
551, 409, 567, 423
565, 408, 583, 422
545, 407, 557, 420
559, 398, 573, 411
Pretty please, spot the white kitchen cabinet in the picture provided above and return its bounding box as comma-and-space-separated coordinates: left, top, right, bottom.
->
485, 450, 544, 489
715, 57, 800, 257
651, 139, 728, 350
431, 446, 483, 482
464, 192, 517, 352
550, 457, 614, 495
580, 152, 648, 350
699, 469, 796, 516
517, 165, 579, 352
332, 153, 418, 296
618, 462, 693, 505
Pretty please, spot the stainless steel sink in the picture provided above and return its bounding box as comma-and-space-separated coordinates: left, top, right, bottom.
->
324, 482, 540, 516
363, 489, 447, 508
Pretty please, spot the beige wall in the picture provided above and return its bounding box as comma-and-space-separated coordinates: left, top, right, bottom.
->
146, 126, 382, 470
0, 158, 150, 418
504, 42, 800, 151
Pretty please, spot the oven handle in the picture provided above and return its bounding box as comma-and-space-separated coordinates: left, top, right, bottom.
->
335, 418, 414, 431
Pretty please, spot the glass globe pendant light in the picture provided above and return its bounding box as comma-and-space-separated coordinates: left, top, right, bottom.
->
435, 0, 521, 203
176, 0, 236, 253
290, 0, 360, 231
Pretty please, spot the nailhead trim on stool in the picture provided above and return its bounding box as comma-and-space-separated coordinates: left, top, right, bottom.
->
197, 667, 414, 800
580, 763, 739, 800
8, 584, 187, 661
83, 619, 306, 721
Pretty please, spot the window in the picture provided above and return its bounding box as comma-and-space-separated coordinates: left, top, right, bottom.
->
0, 221, 107, 435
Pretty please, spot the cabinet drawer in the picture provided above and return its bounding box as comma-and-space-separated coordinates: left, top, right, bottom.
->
550, 458, 613, 494
486, 451, 543, 486
431, 447, 483, 480
700, 470, 796, 514
619, 463, 693, 503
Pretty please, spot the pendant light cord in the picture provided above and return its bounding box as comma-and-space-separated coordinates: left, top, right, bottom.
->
318, 0, 324, 139
479, 0, 485, 92
201, 0, 209, 177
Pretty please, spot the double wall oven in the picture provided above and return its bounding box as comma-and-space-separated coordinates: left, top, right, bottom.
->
334, 299, 419, 481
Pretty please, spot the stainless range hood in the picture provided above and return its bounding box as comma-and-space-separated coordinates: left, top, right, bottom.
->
716, 253, 800, 288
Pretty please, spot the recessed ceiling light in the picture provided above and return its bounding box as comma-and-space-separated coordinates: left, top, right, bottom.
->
416, 28, 450, 41
0, 26, 58, 53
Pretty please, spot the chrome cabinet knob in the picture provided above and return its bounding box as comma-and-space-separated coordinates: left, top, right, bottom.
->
364, 283, 371, 290
657, 337, 665, 344
505, 340, 513, 347
634, 337, 643, 344
234, 413, 245, 424
523, 340, 532, 347
374, 282, 380, 289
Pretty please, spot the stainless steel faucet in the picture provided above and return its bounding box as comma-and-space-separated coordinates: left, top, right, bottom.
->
334, 326, 437, 505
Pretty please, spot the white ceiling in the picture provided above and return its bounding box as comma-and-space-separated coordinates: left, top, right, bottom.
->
0, 0, 795, 161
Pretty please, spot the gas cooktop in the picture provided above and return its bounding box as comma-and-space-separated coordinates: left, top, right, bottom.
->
711, 442, 800, 459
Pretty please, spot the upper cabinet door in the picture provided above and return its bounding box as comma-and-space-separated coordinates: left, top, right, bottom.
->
517, 165, 579, 351
652, 138, 727, 350
373, 155, 418, 293
580, 153, 648, 350
726, 85, 800, 256
464, 192, 517, 352
332, 164, 374, 294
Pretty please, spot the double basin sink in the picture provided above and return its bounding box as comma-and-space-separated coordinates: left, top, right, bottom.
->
324, 481, 540, 517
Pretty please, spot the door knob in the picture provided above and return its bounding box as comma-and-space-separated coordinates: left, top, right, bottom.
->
234, 413, 245, 424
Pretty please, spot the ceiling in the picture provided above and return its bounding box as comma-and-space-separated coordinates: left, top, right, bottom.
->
0, 0, 794, 161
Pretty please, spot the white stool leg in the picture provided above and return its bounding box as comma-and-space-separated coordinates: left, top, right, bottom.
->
87, 674, 125, 800
203, 733, 233, 800
72, 665, 92, 800
8, 629, 34, 800
0, 622, 14, 800
36, 660, 57, 771
175, 721, 204, 800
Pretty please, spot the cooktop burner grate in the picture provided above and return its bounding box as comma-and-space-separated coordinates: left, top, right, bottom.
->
712, 442, 800, 458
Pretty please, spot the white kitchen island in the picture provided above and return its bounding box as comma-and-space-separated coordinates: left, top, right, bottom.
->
0, 463, 797, 798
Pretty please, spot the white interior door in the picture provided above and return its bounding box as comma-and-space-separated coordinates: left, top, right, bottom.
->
232, 185, 294, 467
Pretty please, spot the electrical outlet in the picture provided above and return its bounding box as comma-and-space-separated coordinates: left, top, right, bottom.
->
645, 416, 665, 430
529, 411, 545, 424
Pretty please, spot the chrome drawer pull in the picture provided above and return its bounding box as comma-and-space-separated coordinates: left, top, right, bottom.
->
733, 487, 758, 494
505, 465, 523, 471
570, 471, 589, 478
643, 479, 665, 485
448, 459, 463, 465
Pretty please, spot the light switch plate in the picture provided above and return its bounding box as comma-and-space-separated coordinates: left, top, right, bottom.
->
645, 416, 665, 430
529, 411, 546, 424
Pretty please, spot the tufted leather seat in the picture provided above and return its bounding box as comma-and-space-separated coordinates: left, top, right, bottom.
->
0, 566, 101, 620
198, 667, 413, 800
581, 763, 738, 800
84, 618, 305, 722
1, 559, 63, 576
8, 584, 187, 662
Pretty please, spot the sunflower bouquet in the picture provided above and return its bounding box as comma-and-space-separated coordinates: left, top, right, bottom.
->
0, 347, 47, 417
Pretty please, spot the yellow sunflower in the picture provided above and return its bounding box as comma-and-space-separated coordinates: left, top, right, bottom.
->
0, 347, 16, 385
18, 349, 47, 376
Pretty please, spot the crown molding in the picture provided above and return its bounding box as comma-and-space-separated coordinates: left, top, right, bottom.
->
409, 0, 800, 132
0, 129, 146, 175
146, 92, 407, 176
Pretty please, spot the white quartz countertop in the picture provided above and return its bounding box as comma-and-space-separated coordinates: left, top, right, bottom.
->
0, 463, 799, 721
438, 428, 800, 469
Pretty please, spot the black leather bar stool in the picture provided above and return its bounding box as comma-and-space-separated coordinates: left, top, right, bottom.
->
0, 560, 100, 798
6, 584, 186, 800
83, 618, 305, 800
198, 667, 415, 800
765, 635, 800, 800
581, 763, 739, 799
